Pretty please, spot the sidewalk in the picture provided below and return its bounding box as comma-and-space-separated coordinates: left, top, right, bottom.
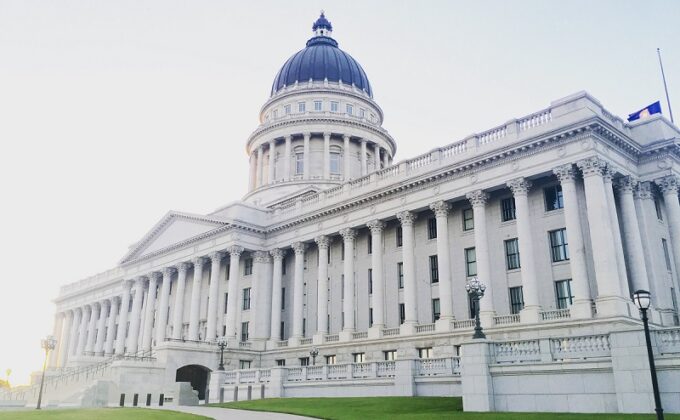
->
155, 404, 315, 420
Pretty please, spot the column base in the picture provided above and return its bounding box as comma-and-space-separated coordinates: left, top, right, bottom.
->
595, 296, 631, 318
339, 330, 354, 342
570, 299, 594, 319
519, 306, 541, 324
399, 322, 417, 336
368, 325, 384, 339
435, 318, 453, 332
312, 333, 325, 345
479, 311, 495, 330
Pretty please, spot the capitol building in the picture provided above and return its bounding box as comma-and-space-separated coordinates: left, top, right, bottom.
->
11, 13, 680, 414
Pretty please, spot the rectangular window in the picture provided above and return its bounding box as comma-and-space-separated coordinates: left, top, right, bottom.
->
396, 226, 403, 247
239, 360, 251, 369
545, 185, 564, 211
432, 298, 440, 322
555, 279, 574, 309
468, 294, 478, 319
549, 228, 569, 262
384, 350, 397, 361
280, 321, 285, 340
368, 269, 373, 294
501, 197, 516, 222
359, 108, 366, 118
505, 238, 521, 270
272, 109, 278, 118
281, 287, 286, 310
242, 288, 251, 310
367, 234, 372, 254
662, 239, 672, 271
463, 208, 474, 231
509, 286, 524, 314
325, 355, 336, 365
397, 263, 404, 288
429, 255, 439, 283
427, 217, 437, 239
399, 303, 406, 324
276, 359, 286, 366
369, 307, 373, 327
224, 292, 228, 314
295, 153, 304, 175
418, 347, 433, 359
298, 102, 306, 113
330, 152, 341, 174
314, 100, 322, 111
284, 104, 291, 114
299, 357, 310, 366
465, 247, 477, 277
241, 322, 249, 341
330, 101, 338, 112
346, 104, 353, 115
244, 258, 253, 275
655, 198, 663, 220
353, 353, 365, 363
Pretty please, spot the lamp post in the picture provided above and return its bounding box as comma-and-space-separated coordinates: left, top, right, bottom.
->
465, 277, 486, 339
216, 336, 228, 371
36, 335, 57, 410
310, 347, 319, 366
632, 290, 664, 420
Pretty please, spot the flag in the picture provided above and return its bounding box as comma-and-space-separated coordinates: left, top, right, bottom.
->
627, 101, 662, 122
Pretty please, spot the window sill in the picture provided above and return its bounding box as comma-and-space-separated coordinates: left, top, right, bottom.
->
552, 260, 570, 267
506, 268, 521, 274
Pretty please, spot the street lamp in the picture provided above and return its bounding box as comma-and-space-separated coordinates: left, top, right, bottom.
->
36, 335, 57, 410
465, 277, 486, 339
632, 289, 664, 420
216, 336, 228, 371
310, 347, 319, 366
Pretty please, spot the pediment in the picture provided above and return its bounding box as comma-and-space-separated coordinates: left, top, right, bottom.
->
120, 211, 229, 264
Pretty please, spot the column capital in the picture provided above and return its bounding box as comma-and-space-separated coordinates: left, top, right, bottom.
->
228, 245, 244, 258
576, 156, 607, 177
367, 219, 386, 233
149, 271, 162, 281
466, 190, 489, 207
339, 227, 357, 241
268, 138, 276, 146
656, 175, 679, 194
429, 201, 451, 218
614, 176, 638, 194
323, 132, 331, 139
602, 164, 618, 182
302, 132, 311, 139
134, 276, 147, 285
634, 181, 653, 200
553, 164, 577, 183
192, 257, 207, 269
109, 296, 120, 306
284, 134, 292, 141
208, 251, 225, 262
176, 262, 191, 273
314, 235, 330, 249
162, 266, 176, 278
343, 134, 351, 141
253, 250, 271, 263
98, 299, 109, 309
507, 177, 532, 196
121, 279, 134, 289
292, 242, 307, 255
270, 248, 286, 260
397, 211, 417, 226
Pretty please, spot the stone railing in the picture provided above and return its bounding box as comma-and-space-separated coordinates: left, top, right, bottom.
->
276, 340, 288, 347
541, 308, 571, 321
376, 361, 396, 377
382, 327, 400, 337
325, 334, 340, 343
239, 341, 252, 349
453, 319, 475, 329
494, 314, 520, 325
494, 334, 613, 364
416, 357, 461, 376
415, 323, 436, 333
494, 340, 542, 364
352, 331, 368, 340
550, 335, 611, 360
655, 328, 680, 355
300, 338, 313, 345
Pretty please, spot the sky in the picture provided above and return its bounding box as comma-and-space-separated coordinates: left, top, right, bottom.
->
0, 0, 679, 386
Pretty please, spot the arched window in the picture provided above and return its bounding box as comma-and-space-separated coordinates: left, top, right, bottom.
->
330, 146, 342, 174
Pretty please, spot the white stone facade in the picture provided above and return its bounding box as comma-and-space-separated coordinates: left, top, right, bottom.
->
18, 13, 680, 414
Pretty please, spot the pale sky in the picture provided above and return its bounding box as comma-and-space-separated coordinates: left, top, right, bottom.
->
1, 0, 678, 386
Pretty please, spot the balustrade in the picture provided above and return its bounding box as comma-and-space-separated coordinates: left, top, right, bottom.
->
415, 323, 435, 333
494, 340, 541, 364
540, 309, 571, 321
550, 334, 611, 360
494, 314, 520, 325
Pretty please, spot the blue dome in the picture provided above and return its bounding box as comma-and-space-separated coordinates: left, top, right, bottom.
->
271, 14, 372, 97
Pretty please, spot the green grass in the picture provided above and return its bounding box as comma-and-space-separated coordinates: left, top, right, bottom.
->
214, 397, 680, 420
0, 408, 208, 420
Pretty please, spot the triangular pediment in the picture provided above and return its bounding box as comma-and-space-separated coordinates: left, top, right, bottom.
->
120, 211, 229, 263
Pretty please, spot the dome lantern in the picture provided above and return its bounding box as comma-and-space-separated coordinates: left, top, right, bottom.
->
312, 11, 333, 37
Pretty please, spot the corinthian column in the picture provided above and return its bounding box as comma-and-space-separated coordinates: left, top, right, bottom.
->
397, 211, 418, 332
577, 157, 627, 316
315, 236, 330, 336
367, 220, 385, 336
142, 272, 160, 350
340, 228, 357, 336
104, 297, 119, 355
616, 177, 651, 294
205, 252, 224, 342
291, 242, 307, 341
84, 303, 99, 354
553, 164, 592, 318
171, 263, 190, 339
188, 258, 205, 341
429, 202, 453, 325
58, 311, 73, 366
225, 246, 243, 339
268, 139, 276, 184
94, 300, 109, 355
115, 280, 132, 355
155, 267, 174, 345
343, 135, 351, 180
127, 277, 146, 354
69, 308, 82, 357
604, 167, 630, 298
252, 251, 273, 340
269, 249, 285, 340
507, 178, 541, 323
466, 190, 495, 326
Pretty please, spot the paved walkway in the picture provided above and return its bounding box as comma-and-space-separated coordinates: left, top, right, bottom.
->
155, 404, 314, 420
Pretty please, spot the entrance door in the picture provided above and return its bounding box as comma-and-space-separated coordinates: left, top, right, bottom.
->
175, 364, 211, 400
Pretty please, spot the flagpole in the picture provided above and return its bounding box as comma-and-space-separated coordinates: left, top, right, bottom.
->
657, 48, 674, 123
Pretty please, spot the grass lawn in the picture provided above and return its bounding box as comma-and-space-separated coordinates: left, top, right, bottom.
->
0, 408, 209, 420
215, 397, 680, 420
